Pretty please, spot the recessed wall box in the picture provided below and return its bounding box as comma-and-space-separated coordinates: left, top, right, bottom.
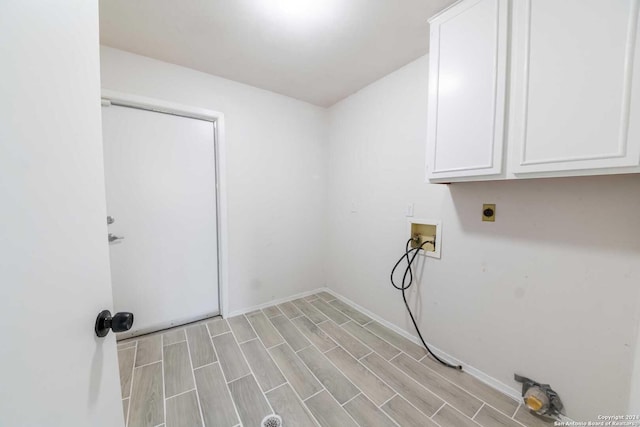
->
408, 218, 442, 259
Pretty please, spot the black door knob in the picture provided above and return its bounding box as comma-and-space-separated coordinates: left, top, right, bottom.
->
95, 310, 134, 337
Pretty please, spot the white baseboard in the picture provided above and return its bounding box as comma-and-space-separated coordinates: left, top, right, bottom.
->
218, 285, 578, 422
321, 286, 524, 404
227, 287, 325, 317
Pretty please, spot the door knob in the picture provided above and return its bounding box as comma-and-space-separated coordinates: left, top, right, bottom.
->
108, 233, 124, 243
95, 310, 134, 337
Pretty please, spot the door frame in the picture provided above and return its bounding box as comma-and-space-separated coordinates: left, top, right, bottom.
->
101, 89, 230, 319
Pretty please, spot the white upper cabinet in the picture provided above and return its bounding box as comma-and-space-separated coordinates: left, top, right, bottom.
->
509, 0, 640, 175
426, 0, 640, 182
426, 0, 509, 181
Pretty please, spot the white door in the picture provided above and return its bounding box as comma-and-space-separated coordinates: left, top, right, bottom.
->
509, 0, 640, 174
102, 104, 219, 338
426, 0, 509, 181
0, 1, 123, 426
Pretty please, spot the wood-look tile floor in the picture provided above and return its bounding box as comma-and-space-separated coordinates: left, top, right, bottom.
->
117, 292, 553, 427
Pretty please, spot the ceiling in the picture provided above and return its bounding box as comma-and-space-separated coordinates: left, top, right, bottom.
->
99, 0, 456, 107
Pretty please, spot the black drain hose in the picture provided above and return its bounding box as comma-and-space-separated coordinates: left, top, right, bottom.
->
390, 239, 462, 370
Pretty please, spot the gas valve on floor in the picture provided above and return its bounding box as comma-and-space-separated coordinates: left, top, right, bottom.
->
514, 374, 564, 419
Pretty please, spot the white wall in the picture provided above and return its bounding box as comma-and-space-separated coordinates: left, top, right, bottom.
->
0, 2, 123, 426
326, 55, 640, 419
101, 45, 640, 418
100, 47, 328, 314
630, 324, 640, 412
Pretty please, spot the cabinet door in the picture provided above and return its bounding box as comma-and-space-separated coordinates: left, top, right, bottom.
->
426, 0, 508, 181
509, 0, 640, 174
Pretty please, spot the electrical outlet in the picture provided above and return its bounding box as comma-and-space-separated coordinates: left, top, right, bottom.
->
482, 204, 496, 222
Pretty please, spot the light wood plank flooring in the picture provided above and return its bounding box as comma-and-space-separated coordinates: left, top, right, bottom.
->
116, 292, 553, 427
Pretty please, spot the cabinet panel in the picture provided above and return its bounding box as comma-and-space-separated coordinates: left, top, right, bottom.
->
510, 0, 640, 174
427, 0, 508, 180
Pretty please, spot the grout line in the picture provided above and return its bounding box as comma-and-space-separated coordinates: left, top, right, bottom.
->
262, 381, 289, 395
262, 309, 283, 319
417, 355, 522, 420
271, 297, 385, 427
292, 298, 329, 322
388, 352, 402, 363
377, 393, 398, 409
266, 341, 284, 350
236, 337, 258, 345
123, 315, 219, 343
512, 403, 520, 418
316, 320, 376, 361
205, 322, 244, 426
359, 356, 436, 420
294, 343, 313, 353
244, 310, 329, 427
229, 314, 276, 414
359, 349, 373, 359
317, 320, 453, 423
340, 391, 362, 407
357, 354, 368, 361
344, 312, 521, 421
510, 406, 529, 427
134, 359, 163, 370
165, 387, 197, 400
325, 289, 526, 406
192, 360, 218, 371
362, 321, 422, 359
286, 314, 387, 427
162, 339, 187, 347
375, 395, 403, 427
296, 296, 460, 424
118, 341, 138, 350
388, 351, 490, 422
161, 335, 167, 426
183, 327, 206, 427
247, 309, 327, 427
472, 402, 485, 419
510, 403, 530, 427
431, 402, 447, 419
328, 300, 374, 327
121, 398, 129, 427
302, 388, 325, 402
125, 341, 138, 427
138, 297, 512, 427
226, 372, 253, 385
227, 289, 328, 318
209, 329, 231, 338
345, 319, 409, 359
322, 345, 340, 354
